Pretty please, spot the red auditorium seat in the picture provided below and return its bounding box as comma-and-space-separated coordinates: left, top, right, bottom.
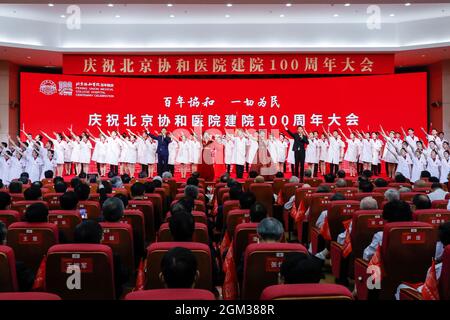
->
43, 193, 63, 210
77, 200, 101, 220
158, 222, 209, 244
330, 209, 384, 280
304, 178, 323, 187
0, 245, 18, 292
400, 192, 423, 202
0, 292, 61, 300
281, 182, 302, 204
122, 209, 146, 250
226, 209, 250, 239
412, 187, 432, 194
100, 222, 134, 272
217, 187, 230, 206
0, 210, 20, 227
163, 178, 178, 200
233, 223, 259, 264
145, 242, 212, 290
9, 193, 24, 203
194, 199, 206, 212
175, 193, 206, 202
222, 199, 240, 226
88, 193, 100, 202
11, 200, 48, 220
388, 182, 412, 189
242, 243, 308, 300
373, 187, 390, 194
294, 187, 316, 209
110, 188, 128, 196
431, 200, 449, 209
243, 178, 254, 192
352, 192, 384, 208
334, 187, 359, 199
154, 188, 167, 211
272, 178, 288, 194
327, 200, 360, 240
260, 283, 353, 300
307, 193, 334, 246
413, 209, 450, 226
48, 210, 82, 242
128, 200, 155, 242
141, 193, 163, 225
6, 222, 59, 272
249, 183, 274, 217
46, 244, 115, 300
125, 289, 215, 300
399, 244, 450, 300
354, 222, 437, 299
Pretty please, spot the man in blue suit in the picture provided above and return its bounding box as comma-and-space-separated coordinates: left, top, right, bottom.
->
149, 128, 172, 176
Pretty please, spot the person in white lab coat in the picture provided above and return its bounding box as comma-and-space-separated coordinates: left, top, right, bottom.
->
318, 133, 329, 176
371, 132, 383, 176
324, 128, 341, 176
339, 128, 359, 177
232, 129, 247, 179
276, 133, 289, 173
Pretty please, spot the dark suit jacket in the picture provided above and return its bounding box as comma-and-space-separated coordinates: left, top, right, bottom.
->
149, 134, 171, 156
286, 129, 309, 152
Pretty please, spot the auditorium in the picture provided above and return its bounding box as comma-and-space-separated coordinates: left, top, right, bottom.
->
0, 1, 450, 304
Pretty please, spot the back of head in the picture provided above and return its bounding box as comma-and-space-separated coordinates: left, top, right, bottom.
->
60, 191, 79, 210
0, 192, 12, 210
362, 170, 373, 179
102, 197, 124, 222
316, 185, 331, 193
0, 221, 6, 244
171, 197, 194, 215
254, 176, 265, 183
335, 179, 347, 188
25, 203, 49, 223
229, 185, 243, 200
280, 252, 323, 284
248, 170, 258, 179
289, 176, 300, 184
324, 174, 335, 183
384, 189, 400, 202
186, 177, 199, 187
74, 220, 103, 244
337, 170, 346, 179
161, 247, 198, 289
162, 171, 173, 179
239, 192, 256, 210
275, 171, 284, 178
304, 169, 312, 178
412, 194, 431, 210
130, 182, 146, 198
111, 176, 123, 188
74, 183, 90, 201
420, 171, 431, 179
114, 193, 129, 209
374, 178, 388, 187
70, 177, 81, 189
250, 202, 267, 223
121, 174, 131, 184
184, 185, 199, 201
24, 186, 42, 201
8, 181, 22, 194
152, 178, 162, 188
44, 170, 54, 179
359, 181, 374, 193
169, 211, 195, 242
360, 196, 378, 210
331, 193, 346, 201
413, 180, 427, 188
144, 181, 155, 194
382, 200, 412, 222
438, 222, 450, 247
54, 182, 67, 193
257, 217, 284, 242
394, 173, 407, 183
431, 182, 442, 190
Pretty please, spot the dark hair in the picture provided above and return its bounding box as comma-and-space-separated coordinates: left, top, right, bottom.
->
121, 174, 131, 184
24, 187, 42, 201
102, 197, 124, 222
316, 185, 331, 193
280, 252, 323, 284
420, 171, 431, 179
229, 185, 243, 200
74, 220, 103, 244
74, 183, 91, 201
44, 170, 54, 179
412, 194, 431, 210
130, 182, 146, 197
171, 198, 194, 215
275, 171, 284, 178
53, 176, 65, 185
161, 247, 198, 288
60, 191, 79, 210
54, 182, 67, 193
152, 179, 162, 189
0, 192, 12, 210
248, 170, 258, 179
239, 192, 256, 210
382, 200, 412, 222
362, 170, 373, 179
324, 174, 335, 183
78, 172, 87, 179
438, 222, 450, 247
359, 181, 374, 193
374, 178, 388, 188
0, 221, 6, 244
32, 181, 43, 189
249, 202, 267, 223
431, 182, 442, 189
8, 181, 22, 194
114, 193, 129, 209
144, 181, 155, 194
331, 193, 346, 201
394, 173, 407, 183
186, 177, 199, 187
336, 170, 346, 179
70, 177, 81, 189
169, 211, 194, 242
25, 203, 49, 223
184, 185, 199, 201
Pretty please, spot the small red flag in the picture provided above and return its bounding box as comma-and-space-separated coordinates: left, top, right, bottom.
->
342, 219, 353, 258
422, 259, 440, 300
222, 243, 238, 300
134, 258, 146, 291
319, 216, 332, 241
32, 255, 47, 291
276, 190, 284, 205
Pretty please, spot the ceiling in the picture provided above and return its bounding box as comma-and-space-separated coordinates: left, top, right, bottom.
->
0, 2, 450, 68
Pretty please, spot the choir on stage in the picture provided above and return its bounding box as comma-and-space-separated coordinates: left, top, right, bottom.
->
0, 125, 449, 185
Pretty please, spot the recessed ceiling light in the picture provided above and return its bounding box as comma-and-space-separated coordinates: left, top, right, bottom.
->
225, 14, 230, 18
169, 14, 175, 18
405, 3, 411, 6
115, 15, 120, 18
167, 3, 173, 7
344, 3, 351, 7
333, 14, 339, 17
286, 3, 292, 7
226, 3, 233, 7
421, 54, 426, 57
280, 14, 285, 18
26, 56, 31, 59
60, 14, 66, 18
48, 3, 54, 7
107, 4, 114, 7
390, 13, 395, 17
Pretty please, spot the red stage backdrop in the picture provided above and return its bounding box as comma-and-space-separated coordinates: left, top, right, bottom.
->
20, 72, 427, 137
63, 53, 395, 76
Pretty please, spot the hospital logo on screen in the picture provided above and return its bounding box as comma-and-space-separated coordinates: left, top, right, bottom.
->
39, 80, 57, 95
58, 81, 73, 96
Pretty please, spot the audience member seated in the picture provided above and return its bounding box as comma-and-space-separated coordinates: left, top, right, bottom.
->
8, 181, 22, 194
428, 182, 449, 202
420, 170, 432, 180
358, 180, 374, 193
102, 197, 124, 223
130, 182, 146, 200
248, 171, 258, 179
249, 202, 267, 223
159, 247, 199, 289
24, 202, 48, 222
254, 176, 265, 183
394, 173, 408, 183
0, 191, 12, 210
23, 186, 42, 201
412, 194, 432, 210
279, 252, 323, 284
59, 191, 79, 210
186, 176, 199, 187
169, 210, 195, 242
70, 177, 81, 189
384, 189, 400, 203
324, 174, 335, 184
54, 182, 67, 193
335, 179, 347, 188
74, 183, 91, 201
337, 170, 346, 179
184, 185, 199, 202
374, 178, 388, 188
239, 192, 256, 210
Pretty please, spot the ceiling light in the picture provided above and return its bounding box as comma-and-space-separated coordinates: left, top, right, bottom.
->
225, 14, 230, 18
167, 3, 173, 7
26, 56, 31, 59
286, 3, 292, 7
60, 14, 66, 18
333, 14, 339, 17
169, 14, 175, 18
107, 4, 114, 7
389, 13, 395, 17
48, 3, 54, 7
226, 3, 233, 7
115, 14, 120, 18
280, 14, 285, 18
344, 3, 351, 7
405, 3, 411, 6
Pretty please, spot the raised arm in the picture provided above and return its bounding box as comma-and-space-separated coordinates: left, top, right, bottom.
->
338, 128, 348, 141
